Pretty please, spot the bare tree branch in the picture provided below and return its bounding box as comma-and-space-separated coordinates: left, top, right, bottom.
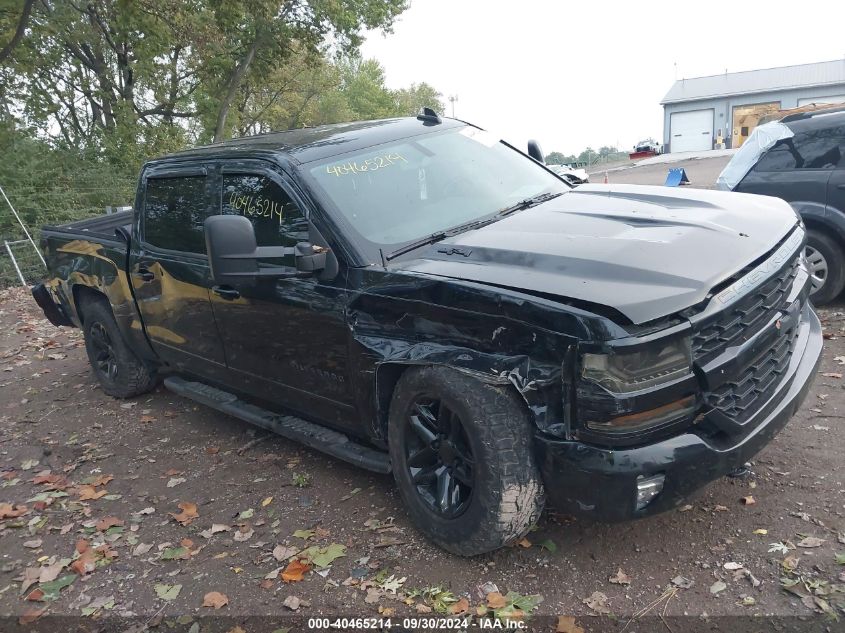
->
0, 0, 36, 63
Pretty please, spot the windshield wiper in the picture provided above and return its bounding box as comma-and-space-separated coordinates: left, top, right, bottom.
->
496, 191, 563, 217
384, 231, 449, 261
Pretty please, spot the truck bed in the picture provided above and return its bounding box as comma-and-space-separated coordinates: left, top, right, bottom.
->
43, 209, 133, 242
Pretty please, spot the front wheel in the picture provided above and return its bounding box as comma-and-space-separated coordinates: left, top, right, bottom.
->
388, 366, 544, 556
805, 230, 845, 305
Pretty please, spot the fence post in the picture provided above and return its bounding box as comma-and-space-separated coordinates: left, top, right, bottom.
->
4, 240, 28, 287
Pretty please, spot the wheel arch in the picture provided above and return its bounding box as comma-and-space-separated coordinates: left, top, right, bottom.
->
373, 360, 541, 440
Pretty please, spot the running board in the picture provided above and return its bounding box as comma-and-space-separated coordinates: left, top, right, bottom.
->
163, 377, 391, 474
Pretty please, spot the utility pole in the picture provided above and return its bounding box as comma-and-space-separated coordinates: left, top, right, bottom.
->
448, 95, 458, 118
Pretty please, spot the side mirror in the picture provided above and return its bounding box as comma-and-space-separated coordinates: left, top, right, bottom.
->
204, 215, 328, 286
527, 139, 545, 163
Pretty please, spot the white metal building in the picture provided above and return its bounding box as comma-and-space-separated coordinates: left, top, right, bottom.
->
661, 59, 845, 153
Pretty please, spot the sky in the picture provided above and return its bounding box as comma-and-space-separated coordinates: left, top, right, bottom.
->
361, 0, 845, 157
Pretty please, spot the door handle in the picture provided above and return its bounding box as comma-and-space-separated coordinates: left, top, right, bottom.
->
133, 267, 155, 282
212, 285, 240, 300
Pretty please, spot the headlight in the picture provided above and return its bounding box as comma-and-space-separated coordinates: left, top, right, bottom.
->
581, 336, 692, 394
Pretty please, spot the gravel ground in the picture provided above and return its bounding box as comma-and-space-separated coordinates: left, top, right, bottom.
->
0, 272, 843, 633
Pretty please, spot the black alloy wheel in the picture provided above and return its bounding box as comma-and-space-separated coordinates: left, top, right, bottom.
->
404, 398, 475, 517
80, 296, 158, 398
89, 320, 119, 383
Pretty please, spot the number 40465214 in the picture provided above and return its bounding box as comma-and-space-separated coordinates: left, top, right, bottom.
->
326, 153, 407, 177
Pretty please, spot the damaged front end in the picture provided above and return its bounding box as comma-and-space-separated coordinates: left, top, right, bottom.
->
536, 225, 821, 520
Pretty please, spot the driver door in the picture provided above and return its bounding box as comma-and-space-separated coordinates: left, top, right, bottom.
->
207, 163, 357, 430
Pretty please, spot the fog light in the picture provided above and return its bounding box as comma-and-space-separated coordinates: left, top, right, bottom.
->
635, 474, 665, 511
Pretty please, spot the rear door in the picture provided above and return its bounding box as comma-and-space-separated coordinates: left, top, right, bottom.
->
825, 125, 845, 214
130, 165, 228, 381
735, 127, 837, 208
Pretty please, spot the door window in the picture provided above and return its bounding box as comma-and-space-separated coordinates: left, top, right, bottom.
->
221, 175, 309, 249
143, 176, 209, 253
753, 126, 845, 172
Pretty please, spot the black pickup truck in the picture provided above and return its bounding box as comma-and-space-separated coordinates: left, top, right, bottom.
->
33, 113, 822, 556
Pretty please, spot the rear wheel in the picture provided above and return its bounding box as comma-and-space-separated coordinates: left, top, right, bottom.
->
81, 296, 158, 398
805, 230, 845, 305
388, 366, 544, 556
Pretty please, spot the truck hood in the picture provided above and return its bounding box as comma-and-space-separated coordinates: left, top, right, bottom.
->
394, 184, 800, 325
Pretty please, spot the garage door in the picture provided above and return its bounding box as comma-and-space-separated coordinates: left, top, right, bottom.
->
798, 95, 845, 106
670, 109, 713, 153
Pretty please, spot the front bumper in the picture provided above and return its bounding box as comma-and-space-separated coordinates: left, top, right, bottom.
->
535, 305, 822, 521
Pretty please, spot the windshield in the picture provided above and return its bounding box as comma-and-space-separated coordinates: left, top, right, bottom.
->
305, 126, 568, 250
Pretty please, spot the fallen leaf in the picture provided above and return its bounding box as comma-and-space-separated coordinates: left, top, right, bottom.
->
710, 581, 727, 595
822, 372, 842, 378
281, 559, 310, 582
166, 477, 186, 488
741, 495, 756, 506
797, 536, 825, 548
671, 576, 694, 589
95, 516, 123, 531
292, 528, 314, 540
202, 591, 229, 609
76, 486, 107, 501
21, 567, 40, 595
300, 543, 346, 568
486, 591, 507, 609
33, 574, 76, 601
782, 554, 800, 571
364, 588, 381, 604
160, 546, 190, 561
273, 544, 298, 562
752, 529, 768, 535
0, 502, 29, 518
132, 543, 153, 556
449, 597, 470, 615
233, 525, 254, 542
18, 606, 45, 625
170, 501, 198, 525
200, 523, 230, 539
140, 415, 156, 423
282, 595, 301, 610
608, 568, 631, 585
517, 537, 532, 548
582, 591, 610, 614
23, 539, 42, 549
262, 496, 273, 507
723, 562, 744, 571
84, 474, 113, 487
39, 563, 65, 584
154, 584, 182, 601
557, 616, 585, 633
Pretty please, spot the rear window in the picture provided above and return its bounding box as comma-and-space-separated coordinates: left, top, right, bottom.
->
753, 125, 845, 171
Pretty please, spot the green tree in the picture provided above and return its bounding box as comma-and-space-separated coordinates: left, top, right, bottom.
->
3, 0, 409, 158
394, 82, 444, 117
544, 151, 576, 165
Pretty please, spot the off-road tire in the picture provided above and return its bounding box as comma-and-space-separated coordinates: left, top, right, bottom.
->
80, 296, 158, 398
806, 229, 845, 306
388, 366, 544, 556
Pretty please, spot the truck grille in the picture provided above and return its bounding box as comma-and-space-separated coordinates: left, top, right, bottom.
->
705, 324, 799, 423
692, 255, 801, 364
